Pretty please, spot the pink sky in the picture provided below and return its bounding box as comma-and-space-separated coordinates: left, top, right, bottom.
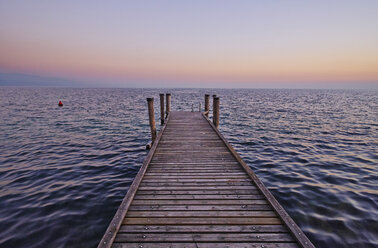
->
1, 1, 377, 88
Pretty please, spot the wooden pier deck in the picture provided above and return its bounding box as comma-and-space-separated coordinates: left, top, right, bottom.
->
99, 111, 314, 248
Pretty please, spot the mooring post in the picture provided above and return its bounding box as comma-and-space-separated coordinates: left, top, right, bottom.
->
147, 98, 156, 145
212, 94, 217, 119
205, 94, 210, 117
166, 93, 171, 117
159, 93, 165, 125
213, 97, 220, 128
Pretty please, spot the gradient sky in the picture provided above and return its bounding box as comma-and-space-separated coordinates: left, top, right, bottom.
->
0, 0, 378, 88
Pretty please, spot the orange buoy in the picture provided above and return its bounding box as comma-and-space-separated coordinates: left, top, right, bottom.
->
58, 101, 63, 107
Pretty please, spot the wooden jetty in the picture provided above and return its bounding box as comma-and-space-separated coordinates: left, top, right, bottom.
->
99, 94, 314, 248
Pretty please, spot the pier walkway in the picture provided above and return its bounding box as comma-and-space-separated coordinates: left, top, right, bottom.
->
99, 111, 314, 248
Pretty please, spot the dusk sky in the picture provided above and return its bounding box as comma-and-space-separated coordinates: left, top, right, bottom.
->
1, 1, 378, 88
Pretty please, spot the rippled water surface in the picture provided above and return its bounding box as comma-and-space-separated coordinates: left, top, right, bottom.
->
0, 88, 377, 248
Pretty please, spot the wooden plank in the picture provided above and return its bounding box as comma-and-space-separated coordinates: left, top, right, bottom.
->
147, 169, 243, 172
139, 182, 253, 186
155, 146, 228, 149
152, 156, 233, 159
146, 171, 245, 174
143, 177, 249, 180
132, 199, 268, 205
154, 152, 231, 155
151, 159, 237, 162
140, 179, 252, 183
112, 243, 299, 248
122, 217, 282, 225
143, 175, 249, 179
139, 185, 256, 190
147, 167, 242, 170
126, 210, 277, 217
160, 138, 223, 141
133, 194, 265, 200
152, 164, 241, 169
152, 155, 234, 157
144, 173, 247, 176
154, 150, 231, 153
146, 170, 245, 173
118, 224, 288, 233
136, 189, 261, 195
146, 169, 244, 173
145, 172, 247, 175
155, 151, 230, 154
138, 184, 257, 189
157, 146, 227, 148
157, 147, 227, 149
155, 152, 230, 154
151, 161, 238, 164
114, 233, 293, 242
162, 132, 216, 134
161, 131, 217, 133
152, 159, 236, 161
158, 142, 225, 145
128, 205, 272, 211
149, 162, 240, 165
148, 166, 243, 170
149, 165, 241, 168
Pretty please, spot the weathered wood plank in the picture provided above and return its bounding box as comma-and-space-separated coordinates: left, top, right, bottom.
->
149, 165, 241, 168
152, 155, 235, 157
144, 173, 247, 176
148, 166, 243, 170
146, 170, 245, 174
118, 224, 288, 233
149, 162, 240, 165
128, 205, 272, 211
151, 159, 237, 162
147, 168, 244, 172
143, 175, 249, 179
139, 181, 256, 186
122, 217, 282, 225
154, 152, 231, 155
136, 189, 261, 195
141, 178, 252, 183
133, 194, 265, 200
114, 233, 293, 242
139, 185, 256, 190
112, 243, 299, 248
132, 199, 268, 205
126, 210, 276, 217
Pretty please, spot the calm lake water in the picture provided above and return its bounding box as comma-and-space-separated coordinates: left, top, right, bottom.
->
0, 88, 377, 248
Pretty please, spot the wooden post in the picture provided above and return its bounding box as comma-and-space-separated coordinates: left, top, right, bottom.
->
166, 93, 171, 117
159, 94, 165, 125
212, 94, 217, 119
147, 98, 156, 144
213, 97, 220, 128
199, 103, 201, 112
205, 94, 210, 117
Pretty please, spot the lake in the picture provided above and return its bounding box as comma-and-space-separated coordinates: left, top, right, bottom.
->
0, 88, 377, 247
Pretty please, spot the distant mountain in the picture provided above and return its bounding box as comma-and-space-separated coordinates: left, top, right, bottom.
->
0, 73, 80, 87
